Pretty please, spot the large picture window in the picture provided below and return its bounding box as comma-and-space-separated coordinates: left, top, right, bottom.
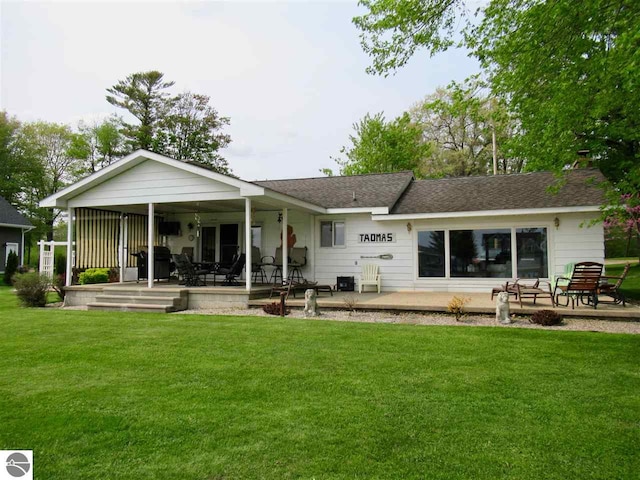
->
450, 229, 512, 278
516, 228, 548, 278
416, 226, 549, 280
417, 231, 445, 277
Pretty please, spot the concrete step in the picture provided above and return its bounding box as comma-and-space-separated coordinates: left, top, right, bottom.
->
95, 295, 184, 307
103, 287, 189, 298
87, 302, 183, 313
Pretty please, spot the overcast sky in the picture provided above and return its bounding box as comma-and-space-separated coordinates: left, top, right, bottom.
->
1, 0, 479, 181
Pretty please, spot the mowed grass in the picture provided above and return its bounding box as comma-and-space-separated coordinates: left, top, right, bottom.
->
0, 287, 638, 479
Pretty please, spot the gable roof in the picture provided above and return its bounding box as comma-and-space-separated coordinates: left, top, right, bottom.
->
0, 196, 32, 227
254, 171, 414, 210
391, 169, 605, 215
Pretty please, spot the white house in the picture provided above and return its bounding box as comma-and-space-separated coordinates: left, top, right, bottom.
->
40, 150, 605, 296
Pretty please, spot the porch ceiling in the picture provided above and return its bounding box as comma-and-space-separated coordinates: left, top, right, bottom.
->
89, 197, 316, 216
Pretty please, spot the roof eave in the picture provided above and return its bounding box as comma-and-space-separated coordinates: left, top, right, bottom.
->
373, 205, 602, 221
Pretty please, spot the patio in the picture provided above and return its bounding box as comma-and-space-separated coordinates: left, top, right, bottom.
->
63, 281, 639, 319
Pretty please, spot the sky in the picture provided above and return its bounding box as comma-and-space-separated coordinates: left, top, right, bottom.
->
0, 0, 479, 181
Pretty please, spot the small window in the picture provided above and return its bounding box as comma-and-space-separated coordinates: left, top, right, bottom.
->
320, 221, 345, 247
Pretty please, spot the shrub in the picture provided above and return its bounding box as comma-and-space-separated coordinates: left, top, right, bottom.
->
529, 310, 564, 326
55, 254, 66, 276
12, 272, 51, 307
78, 268, 110, 285
447, 296, 470, 321
4, 251, 19, 285
17, 265, 30, 274
342, 294, 359, 315
263, 302, 289, 316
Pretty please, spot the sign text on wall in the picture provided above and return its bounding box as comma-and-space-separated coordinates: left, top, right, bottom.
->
358, 233, 395, 243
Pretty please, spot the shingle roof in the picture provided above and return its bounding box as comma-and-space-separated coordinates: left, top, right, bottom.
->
254, 171, 415, 209
0, 196, 32, 227
391, 169, 605, 214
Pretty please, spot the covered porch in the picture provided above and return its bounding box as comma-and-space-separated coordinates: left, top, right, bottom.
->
40, 150, 324, 293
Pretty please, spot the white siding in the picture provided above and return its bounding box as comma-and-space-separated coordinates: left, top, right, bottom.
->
313, 211, 604, 293
68, 160, 239, 207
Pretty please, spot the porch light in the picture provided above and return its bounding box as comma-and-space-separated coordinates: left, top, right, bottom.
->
554, 217, 560, 228
277, 212, 283, 224
406, 222, 412, 233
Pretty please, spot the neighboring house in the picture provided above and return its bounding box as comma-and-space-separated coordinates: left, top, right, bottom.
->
0, 196, 33, 273
40, 150, 605, 292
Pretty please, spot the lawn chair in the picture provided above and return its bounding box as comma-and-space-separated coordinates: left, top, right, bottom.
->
216, 253, 246, 286
598, 263, 630, 306
172, 253, 209, 287
359, 264, 381, 293
553, 262, 603, 309
251, 246, 270, 284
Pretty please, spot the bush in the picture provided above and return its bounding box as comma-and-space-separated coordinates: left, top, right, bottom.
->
3, 251, 19, 285
447, 296, 470, 321
529, 310, 564, 326
55, 254, 66, 276
78, 268, 110, 285
12, 272, 51, 307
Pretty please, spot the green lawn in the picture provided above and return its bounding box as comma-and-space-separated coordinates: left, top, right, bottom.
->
606, 261, 640, 302
0, 287, 638, 479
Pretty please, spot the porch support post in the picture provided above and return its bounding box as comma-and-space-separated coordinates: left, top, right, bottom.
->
20, 228, 25, 266
147, 203, 155, 289
282, 207, 288, 284
245, 198, 252, 291
65, 207, 74, 286
119, 213, 124, 283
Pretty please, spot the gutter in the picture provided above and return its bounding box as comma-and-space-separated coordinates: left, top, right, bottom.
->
372, 205, 601, 221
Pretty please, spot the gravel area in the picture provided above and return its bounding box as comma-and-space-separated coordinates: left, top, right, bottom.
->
176, 306, 640, 335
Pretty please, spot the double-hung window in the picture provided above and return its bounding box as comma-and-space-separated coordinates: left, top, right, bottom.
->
320, 221, 345, 247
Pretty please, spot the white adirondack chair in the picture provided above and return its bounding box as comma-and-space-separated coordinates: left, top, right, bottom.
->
359, 264, 381, 293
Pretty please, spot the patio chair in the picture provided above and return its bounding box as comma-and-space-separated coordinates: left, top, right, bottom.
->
251, 247, 270, 284
172, 253, 208, 287
359, 264, 381, 293
512, 278, 554, 308
553, 261, 603, 309
598, 263, 630, 306
216, 253, 246, 286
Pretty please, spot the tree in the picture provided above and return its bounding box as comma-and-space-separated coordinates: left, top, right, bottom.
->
329, 112, 431, 177
13, 122, 81, 240
73, 116, 125, 176
354, 0, 640, 189
106, 71, 174, 150
106, 71, 233, 174
410, 78, 523, 177
0, 111, 23, 206
155, 92, 232, 174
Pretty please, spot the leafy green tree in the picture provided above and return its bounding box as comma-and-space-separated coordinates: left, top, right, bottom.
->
13, 122, 81, 240
0, 111, 23, 205
106, 71, 174, 150
330, 112, 431, 177
106, 71, 232, 173
354, 0, 639, 190
73, 116, 125, 176
410, 78, 523, 177
155, 92, 232, 174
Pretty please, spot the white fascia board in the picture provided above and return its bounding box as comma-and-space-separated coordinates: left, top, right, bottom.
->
0, 223, 34, 231
326, 207, 389, 215
372, 205, 601, 221
67, 190, 244, 209
40, 149, 264, 208
260, 189, 326, 214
